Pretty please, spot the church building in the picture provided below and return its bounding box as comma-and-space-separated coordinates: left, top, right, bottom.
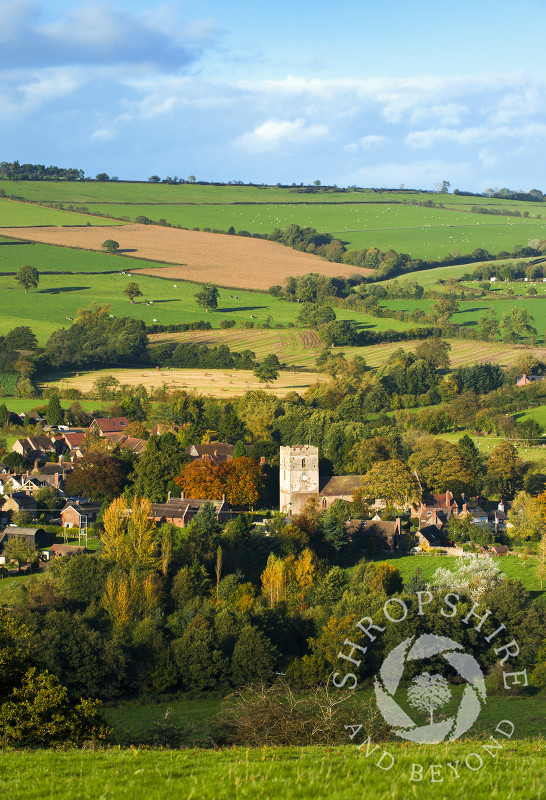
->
279, 444, 363, 515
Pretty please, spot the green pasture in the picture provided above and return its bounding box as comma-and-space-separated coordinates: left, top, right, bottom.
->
0, 271, 414, 346
2, 178, 544, 212
380, 554, 542, 593
463, 279, 546, 297
104, 696, 221, 747
0, 198, 121, 227
435, 431, 546, 463
0, 240, 149, 274
381, 297, 546, 336
63, 200, 546, 260
1, 740, 543, 800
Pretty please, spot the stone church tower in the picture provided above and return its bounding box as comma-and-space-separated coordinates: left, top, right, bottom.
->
279, 444, 319, 515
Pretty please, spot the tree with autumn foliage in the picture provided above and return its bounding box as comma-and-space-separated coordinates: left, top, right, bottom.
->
101, 496, 159, 572
175, 456, 265, 507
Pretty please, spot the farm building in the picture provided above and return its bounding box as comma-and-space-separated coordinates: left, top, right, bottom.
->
0, 526, 50, 548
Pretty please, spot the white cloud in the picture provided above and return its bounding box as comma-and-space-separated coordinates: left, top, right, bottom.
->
406, 122, 546, 149
91, 128, 115, 141
234, 118, 330, 153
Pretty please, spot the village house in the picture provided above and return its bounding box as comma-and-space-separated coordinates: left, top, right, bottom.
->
345, 516, 402, 551
516, 373, 545, 387
89, 417, 129, 436
186, 442, 244, 463
60, 501, 102, 528
12, 435, 57, 462
150, 493, 233, 527
2, 492, 38, 521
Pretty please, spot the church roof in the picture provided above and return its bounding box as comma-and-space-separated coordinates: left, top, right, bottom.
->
319, 475, 363, 496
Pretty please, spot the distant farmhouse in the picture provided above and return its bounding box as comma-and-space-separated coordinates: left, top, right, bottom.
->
280, 445, 363, 515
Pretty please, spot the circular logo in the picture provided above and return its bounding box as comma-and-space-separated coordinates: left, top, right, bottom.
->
374, 633, 487, 744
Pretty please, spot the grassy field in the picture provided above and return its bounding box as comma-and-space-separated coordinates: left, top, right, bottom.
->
0, 198, 122, 227
380, 554, 542, 593
40, 200, 546, 259
2, 184, 545, 261
435, 431, 546, 462
1, 740, 543, 800
0, 239, 176, 274
0, 272, 411, 346
382, 297, 546, 337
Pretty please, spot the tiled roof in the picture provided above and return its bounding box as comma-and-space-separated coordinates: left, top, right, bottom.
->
319, 475, 363, 496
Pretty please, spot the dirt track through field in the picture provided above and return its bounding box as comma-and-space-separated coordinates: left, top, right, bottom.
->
0, 223, 372, 291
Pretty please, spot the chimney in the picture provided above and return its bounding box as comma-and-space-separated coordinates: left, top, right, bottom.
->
167, 491, 171, 502
180, 490, 185, 500
396, 517, 401, 534
498, 501, 504, 512
34, 459, 39, 472
222, 493, 226, 503
463, 502, 468, 513
54, 472, 59, 487
260, 456, 266, 465
59, 455, 63, 464
213, 449, 218, 457
446, 490, 453, 504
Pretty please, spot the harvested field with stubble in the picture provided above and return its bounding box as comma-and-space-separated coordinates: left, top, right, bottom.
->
42, 366, 326, 398
149, 331, 538, 372
0, 223, 372, 290
150, 328, 323, 369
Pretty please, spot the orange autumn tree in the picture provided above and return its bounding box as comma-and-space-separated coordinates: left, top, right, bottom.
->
175, 456, 265, 507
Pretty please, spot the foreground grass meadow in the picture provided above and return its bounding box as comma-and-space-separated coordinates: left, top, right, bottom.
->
1, 740, 543, 800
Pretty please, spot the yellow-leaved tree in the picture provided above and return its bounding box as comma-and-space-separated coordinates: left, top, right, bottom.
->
101, 496, 159, 571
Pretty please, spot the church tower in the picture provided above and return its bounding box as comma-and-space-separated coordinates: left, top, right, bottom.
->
279, 444, 319, 515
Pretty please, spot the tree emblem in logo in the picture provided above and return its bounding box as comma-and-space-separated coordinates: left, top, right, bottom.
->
374, 633, 486, 744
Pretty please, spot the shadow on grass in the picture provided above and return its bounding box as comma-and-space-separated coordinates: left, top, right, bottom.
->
39, 286, 90, 293
216, 306, 268, 313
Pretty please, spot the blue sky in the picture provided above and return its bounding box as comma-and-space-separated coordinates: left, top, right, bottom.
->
2, 0, 546, 191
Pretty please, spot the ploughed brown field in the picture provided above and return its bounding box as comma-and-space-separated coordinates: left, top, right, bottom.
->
0, 223, 372, 290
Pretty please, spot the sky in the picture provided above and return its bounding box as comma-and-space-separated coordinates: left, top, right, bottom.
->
2, 0, 546, 191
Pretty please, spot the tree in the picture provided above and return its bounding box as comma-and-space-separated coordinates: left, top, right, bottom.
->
195, 283, 219, 312
132, 432, 189, 503
3, 538, 37, 572
484, 441, 525, 498
35, 486, 62, 510
101, 239, 119, 253
101, 496, 159, 572
12, 510, 33, 527
0, 403, 9, 428
414, 338, 451, 369
4, 326, 38, 351
14, 265, 39, 293
253, 354, 280, 387
357, 459, 421, 506
65, 451, 128, 501
96, 173, 109, 181
231, 625, 277, 686
148, 175, 160, 183
408, 672, 451, 724
123, 282, 143, 304
46, 394, 63, 426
